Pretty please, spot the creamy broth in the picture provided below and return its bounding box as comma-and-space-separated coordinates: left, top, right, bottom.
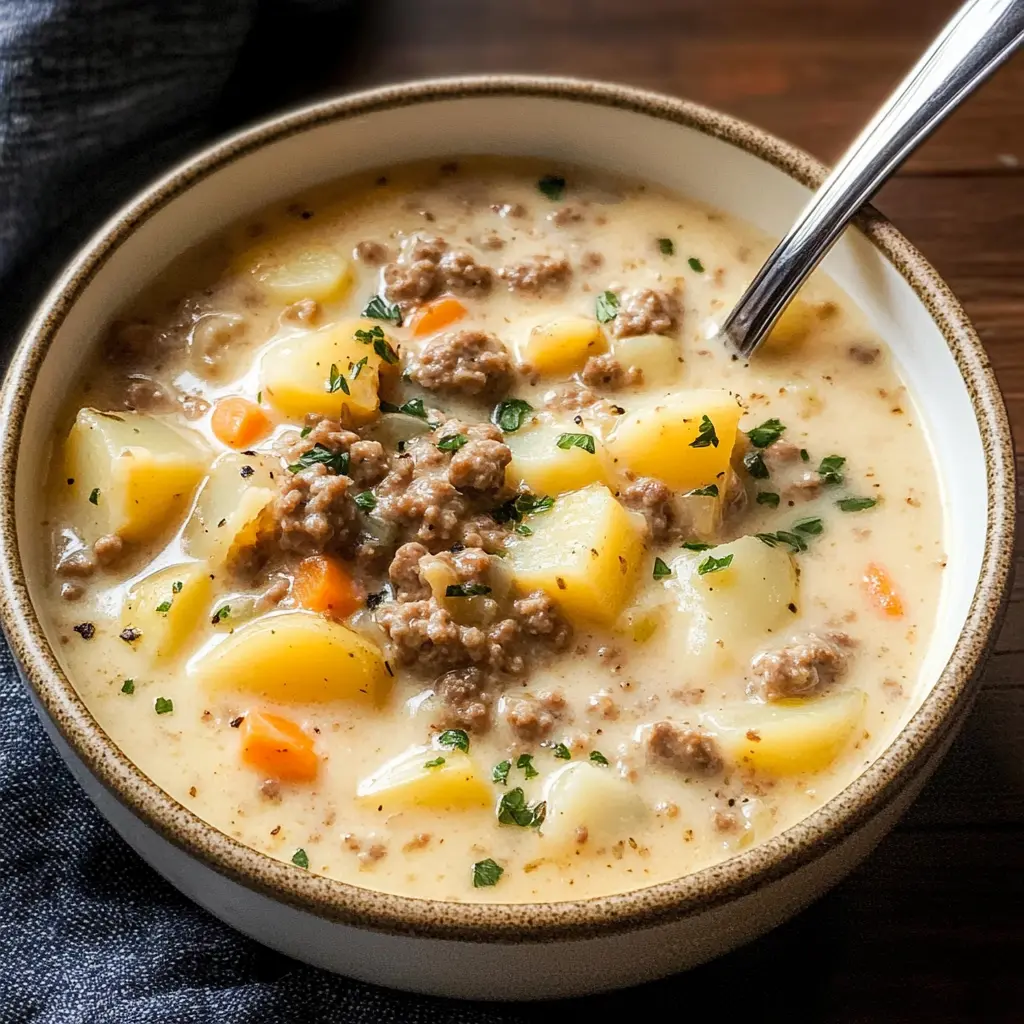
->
39, 158, 944, 902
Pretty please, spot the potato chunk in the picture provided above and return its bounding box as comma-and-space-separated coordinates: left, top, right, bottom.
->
260, 318, 397, 423
540, 761, 647, 853
519, 316, 607, 375
701, 689, 867, 775
64, 409, 210, 543
505, 421, 608, 495
356, 745, 490, 811
668, 535, 798, 669
507, 483, 646, 626
611, 332, 682, 382
242, 244, 353, 305
189, 610, 389, 704
184, 452, 279, 566
120, 562, 213, 663
605, 389, 741, 492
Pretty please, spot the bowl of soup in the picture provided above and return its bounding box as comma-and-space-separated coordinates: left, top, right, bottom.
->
0, 77, 1013, 999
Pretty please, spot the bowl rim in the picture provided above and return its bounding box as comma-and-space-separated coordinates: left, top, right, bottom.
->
0, 74, 1015, 943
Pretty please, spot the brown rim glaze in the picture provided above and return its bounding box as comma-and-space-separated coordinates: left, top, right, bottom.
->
0, 76, 1015, 943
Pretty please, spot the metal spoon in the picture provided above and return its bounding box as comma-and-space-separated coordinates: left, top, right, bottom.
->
722, 0, 1024, 359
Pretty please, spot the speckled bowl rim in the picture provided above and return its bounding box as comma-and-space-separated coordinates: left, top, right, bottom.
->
0, 75, 1015, 944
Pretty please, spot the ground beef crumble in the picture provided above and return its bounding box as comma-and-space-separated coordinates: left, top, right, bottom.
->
612, 287, 681, 338
581, 354, 643, 390
498, 254, 572, 295
381, 235, 492, 313
647, 721, 723, 775
619, 477, 677, 543
749, 631, 855, 701
504, 691, 568, 741
410, 329, 512, 397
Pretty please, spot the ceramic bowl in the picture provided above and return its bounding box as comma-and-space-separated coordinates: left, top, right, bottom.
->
0, 77, 1014, 1000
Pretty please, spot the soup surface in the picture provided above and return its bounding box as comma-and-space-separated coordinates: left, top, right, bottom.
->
40, 158, 945, 902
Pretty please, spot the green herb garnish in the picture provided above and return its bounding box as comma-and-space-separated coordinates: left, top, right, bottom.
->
472, 858, 504, 888
756, 492, 780, 508
837, 496, 878, 512
497, 787, 546, 827
445, 583, 492, 598
757, 531, 807, 553
697, 553, 734, 575
88, 488, 100, 505
690, 483, 719, 497
380, 397, 432, 421
682, 541, 712, 551
291, 848, 309, 869
589, 750, 610, 766
353, 490, 377, 511
818, 454, 846, 486
212, 605, 231, 624
743, 450, 769, 479
300, 425, 313, 438
516, 753, 539, 779
120, 679, 135, 695
492, 760, 512, 786
793, 517, 823, 536
288, 443, 349, 476
155, 601, 172, 614
362, 295, 402, 324
493, 398, 533, 433
652, 557, 672, 581
552, 743, 571, 760
688, 256, 705, 273
172, 581, 183, 594
537, 174, 566, 200
354, 324, 385, 344
658, 237, 675, 255
746, 418, 786, 449
436, 433, 469, 452
556, 432, 596, 454
424, 756, 446, 769
799, 448, 810, 462
596, 290, 620, 324
154, 697, 174, 715
350, 356, 368, 380
438, 729, 470, 753
327, 363, 349, 395
491, 492, 555, 525
689, 415, 719, 449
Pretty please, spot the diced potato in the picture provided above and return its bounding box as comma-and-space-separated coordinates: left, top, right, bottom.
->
668, 535, 798, 668
64, 409, 211, 543
184, 453, 279, 566
120, 562, 213, 663
505, 421, 608, 495
701, 689, 867, 775
189, 610, 390, 704
507, 483, 646, 626
260, 318, 397, 423
611, 332, 682, 383
540, 761, 647, 853
241, 244, 353, 305
356, 745, 491, 811
519, 316, 607, 375
605, 389, 741, 492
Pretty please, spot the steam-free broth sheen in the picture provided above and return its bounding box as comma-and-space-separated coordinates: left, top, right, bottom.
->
40, 158, 944, 902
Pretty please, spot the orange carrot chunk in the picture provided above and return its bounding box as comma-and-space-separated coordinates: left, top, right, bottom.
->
862, 562, 904, 618
292, 554, 362, 619
241, 711, 319, 782
409, 295, 467, 337
211, 397, 271, 449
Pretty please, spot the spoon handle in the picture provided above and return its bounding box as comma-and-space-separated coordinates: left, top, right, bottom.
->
723, 0, 1024, 359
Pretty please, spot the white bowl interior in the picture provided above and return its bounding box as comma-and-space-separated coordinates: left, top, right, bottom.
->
19, 93, 980, 742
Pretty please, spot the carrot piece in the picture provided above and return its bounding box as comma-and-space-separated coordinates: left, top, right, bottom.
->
409, 295, 467, 337
291, 554, 362, 619
211, 397, 271, 449
862, 562, 904, 618
240, 711, 319, 782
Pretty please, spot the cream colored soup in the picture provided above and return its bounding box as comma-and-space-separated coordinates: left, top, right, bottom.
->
39, 158, 944, 903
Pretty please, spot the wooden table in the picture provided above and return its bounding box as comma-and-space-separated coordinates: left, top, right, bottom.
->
246, 0, 1024, 1016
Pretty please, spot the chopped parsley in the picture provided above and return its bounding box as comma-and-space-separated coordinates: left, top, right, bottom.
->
492, 398, 533, 433
800, 448, 810, 462
438, 729, 470, 753
690, 483, 719, 497
556, 432, 596, 454
211, 605, 231, 624
756, 491, 780, 508
355, 324, 385, 344
362, 294, 402, 324
837, 496, 878, 512
497, 787, 546, 827
689, 415, 719, 449
552, 743, 572, 760
537, 174, 566, 200
492, 759, 512, 786
793, 517, 823, 536
687, 256, 705, 273
154, 697, 173, 715
743, 450, 769, 479
327, 363, 350, 395
492, 492, 555, 526
652, 557, 672, 581
155, 600, 172, 614
697, 553, 734, 575
424, 756, 446, 769
818, 454, 846, 486
681, 540, 712, 551
380, 397, 432, 421
657, 237, 675, 255
596, 290, 620, 323
436, 433, 469, 452
445, 582, 491, 598
746, 418, 786, 449
120, 678, 135, 694
589, 750, 610, 766
353, 490, 377, 511
757, 531, 807, 553
373, 336, 399, 365
291, 848, 309, 869
516, 753, 539, 779
288, 443, 349, 476
300, 425, 313, 438
173, 581, 183, 596
472, 858, 504, 888
515, 524, 533, 536
256, 391, 262, 404
88, 488, 100, 506
350, 356, 368, 380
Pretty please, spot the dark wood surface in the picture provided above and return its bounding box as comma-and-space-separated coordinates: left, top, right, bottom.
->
255, 1, 1024, 1017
